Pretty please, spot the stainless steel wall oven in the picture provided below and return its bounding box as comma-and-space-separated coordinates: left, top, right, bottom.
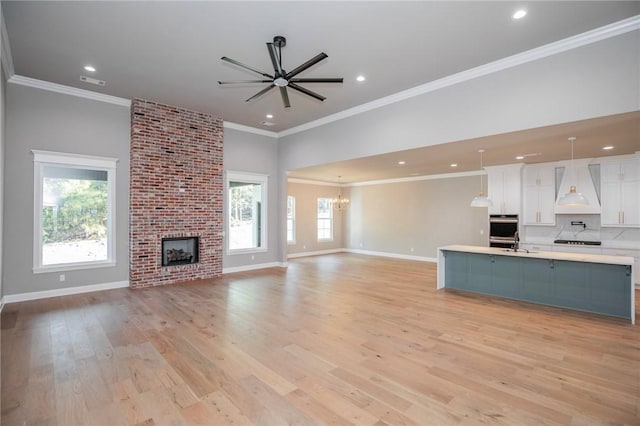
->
489, 215, 518, 248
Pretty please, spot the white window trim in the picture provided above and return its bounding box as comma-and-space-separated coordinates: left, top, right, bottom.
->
287, 195, 296, 245
317, 197, 334, 242
32, 150, 117, 273
226, 171, 268, 255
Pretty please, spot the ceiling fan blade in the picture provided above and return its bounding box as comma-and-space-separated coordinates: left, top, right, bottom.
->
289, 78, 344, 83
267, 43, 284, 76
288, 82, 326, 102
218, 80, 273, 85
245, 84, 276, 102
221, 56, 273, 79
280, 87, 291, 108
286, 52, 328, 79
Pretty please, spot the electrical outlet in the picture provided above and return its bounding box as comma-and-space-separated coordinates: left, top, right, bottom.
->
480, 229, 484, 235
251, 255, 255, 261
59, 274, 65, 282
410, 248, 414, 253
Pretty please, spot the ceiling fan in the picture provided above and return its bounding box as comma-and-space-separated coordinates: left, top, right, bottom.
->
218, 36, 343, 108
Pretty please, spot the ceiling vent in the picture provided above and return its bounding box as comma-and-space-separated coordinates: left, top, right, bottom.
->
80, 75, 106, 86
260, 121, 275, 126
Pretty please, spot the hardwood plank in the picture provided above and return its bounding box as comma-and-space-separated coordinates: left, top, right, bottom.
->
1, 253, 639, 426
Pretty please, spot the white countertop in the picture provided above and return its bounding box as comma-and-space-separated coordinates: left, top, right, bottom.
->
439, 245, 635, 266
523, 239, 639, 251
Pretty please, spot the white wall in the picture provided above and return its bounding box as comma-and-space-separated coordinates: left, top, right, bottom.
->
346, 176, 489, 259
3, 83, 130, 296
279, 32, 639, 172
286, 181, 346, 256
223, 127, 281, 269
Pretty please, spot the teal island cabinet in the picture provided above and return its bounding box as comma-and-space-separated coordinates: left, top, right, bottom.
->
437, 245, 635, 323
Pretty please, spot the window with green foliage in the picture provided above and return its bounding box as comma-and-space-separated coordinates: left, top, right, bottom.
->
33, 150, 117, 272
227, 172, 268, 253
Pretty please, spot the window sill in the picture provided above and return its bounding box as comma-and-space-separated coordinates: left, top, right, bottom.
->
287, 241, 296, 245
318, 239, 334, 243
227, 247, 268, 256
33, 260, 116, 274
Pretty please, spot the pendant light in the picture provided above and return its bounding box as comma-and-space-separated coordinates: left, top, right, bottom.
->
470, 149, 493, 207
332, 176, 350, 211
558, 137, 589, 206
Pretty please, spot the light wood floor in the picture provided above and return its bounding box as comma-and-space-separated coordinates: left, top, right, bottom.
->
2, 253, 639, 425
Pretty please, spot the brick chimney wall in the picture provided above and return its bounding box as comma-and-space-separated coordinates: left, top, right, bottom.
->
129, 99, 223, 289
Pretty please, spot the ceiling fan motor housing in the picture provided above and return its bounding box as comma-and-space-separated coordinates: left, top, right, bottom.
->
273, 36, 286, 48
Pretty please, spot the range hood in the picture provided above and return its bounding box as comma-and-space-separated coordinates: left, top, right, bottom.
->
555, 159, 601, 214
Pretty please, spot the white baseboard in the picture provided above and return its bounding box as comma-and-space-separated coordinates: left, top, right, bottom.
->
344, 248, 438, 263
222, 261, 287, 274
2, 280, 130, 304
287, 248, 344, 259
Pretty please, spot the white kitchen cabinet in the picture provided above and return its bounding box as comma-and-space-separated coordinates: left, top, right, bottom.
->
600, 156, 640, 227
486, 164, 523, 215
522, 164, 556, 225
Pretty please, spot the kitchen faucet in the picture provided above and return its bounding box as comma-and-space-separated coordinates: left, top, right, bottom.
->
513, 231, 520, 252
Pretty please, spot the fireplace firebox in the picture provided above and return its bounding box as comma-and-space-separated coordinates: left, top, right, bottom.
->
162, 237, 199, 267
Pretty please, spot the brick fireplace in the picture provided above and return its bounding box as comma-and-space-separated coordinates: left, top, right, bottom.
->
129, 99, 223, 289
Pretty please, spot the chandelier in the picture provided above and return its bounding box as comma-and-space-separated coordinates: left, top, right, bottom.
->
332, 176, 350, 211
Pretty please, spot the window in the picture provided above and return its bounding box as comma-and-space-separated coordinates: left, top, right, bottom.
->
287, 195, 296, 244
33, 150, 117, 272
317, 197, 333, 241
227, 172, 268, 253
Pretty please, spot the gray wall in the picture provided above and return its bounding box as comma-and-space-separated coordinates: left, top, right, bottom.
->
0, 68, 5, 299
3, 83, 130, 296
286, 181, 345, 255
279, 32, 639, 172
223, 127, 280, 269
346, 176, 489, 259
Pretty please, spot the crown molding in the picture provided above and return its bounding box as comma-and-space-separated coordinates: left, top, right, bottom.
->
287, 177, 343, 187
223, 121, 278, 138
7, 74, 280, 137
349, 170, 483, 187
289, 170, 483, 187
1, 8, 15, 79
278, 15, 640, 138
5, 16, 637, 139
8, 75, 131, 106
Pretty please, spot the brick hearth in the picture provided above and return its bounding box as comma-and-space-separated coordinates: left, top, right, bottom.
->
129, 99, 223, 289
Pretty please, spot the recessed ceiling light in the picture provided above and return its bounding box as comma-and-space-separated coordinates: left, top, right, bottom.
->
84, 65, 96, 72
513, 9, 527, 20
266, 114, 273, 119
356, 75, 366, 82
515, 155, 525, 160
410, 172, 421, 176
398, 161, 406, 165
602, 146, 615, 150
450, 163, 458, 168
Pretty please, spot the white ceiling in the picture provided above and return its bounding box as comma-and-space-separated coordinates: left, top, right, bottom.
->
3, 1, 639, 182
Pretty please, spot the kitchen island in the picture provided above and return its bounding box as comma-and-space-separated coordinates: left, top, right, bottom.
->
437, 245, 635, 323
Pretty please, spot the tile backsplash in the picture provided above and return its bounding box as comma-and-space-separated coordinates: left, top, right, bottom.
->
523, 214, 640, 244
